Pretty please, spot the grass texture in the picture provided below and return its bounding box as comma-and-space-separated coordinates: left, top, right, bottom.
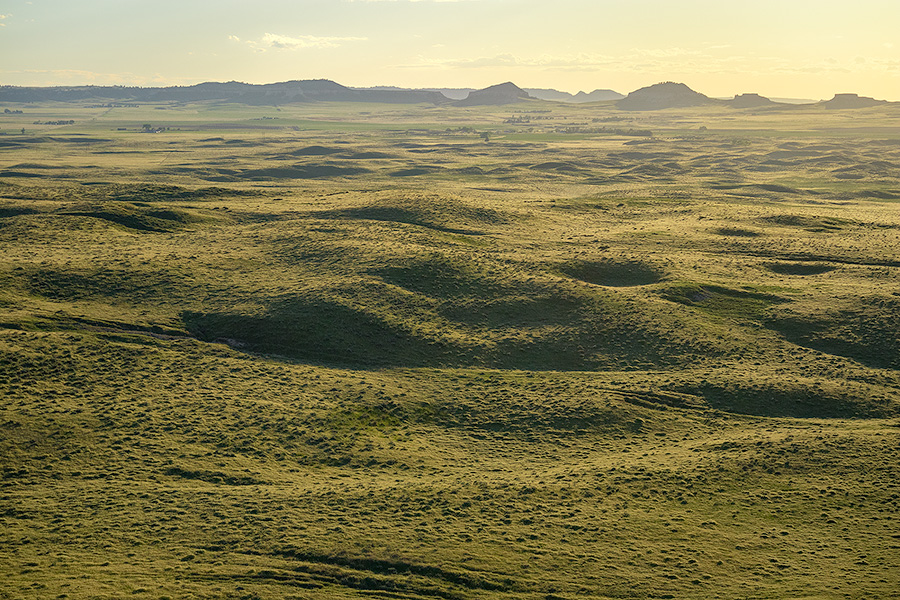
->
1, 98, 899, 599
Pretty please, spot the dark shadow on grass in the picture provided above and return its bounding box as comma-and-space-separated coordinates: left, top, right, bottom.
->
289, 145, 343, 156
0, 206, 40, 218
765, 305, 900, 370
558, 259, 666, 287
60, 201, 203, 232
766, 262, 836, 275
182, 299, 452, 368
242, 164, 370, 180
314, 196, 508, 235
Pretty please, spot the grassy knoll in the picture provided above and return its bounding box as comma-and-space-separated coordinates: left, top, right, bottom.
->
1, 99, 899, 599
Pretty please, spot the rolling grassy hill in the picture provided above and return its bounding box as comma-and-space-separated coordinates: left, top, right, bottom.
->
1, 99, 899, 599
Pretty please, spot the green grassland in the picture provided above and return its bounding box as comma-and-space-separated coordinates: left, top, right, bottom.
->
1, 99, 900, 599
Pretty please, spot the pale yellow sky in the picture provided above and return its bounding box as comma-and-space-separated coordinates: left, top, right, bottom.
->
1, 0, 898, 100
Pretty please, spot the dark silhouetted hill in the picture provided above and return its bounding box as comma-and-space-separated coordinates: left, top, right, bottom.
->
617, 82, 713, 111
822, 93, 887, 109
573, 89, 625, 102
525, 88, 624, 103
4, 80, 894, 109
456, 82, 533, 106
728, 93, 779, 108
0, 80, 450, 105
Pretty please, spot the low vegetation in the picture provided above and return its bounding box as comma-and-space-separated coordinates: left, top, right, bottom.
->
1, 98, 899, 599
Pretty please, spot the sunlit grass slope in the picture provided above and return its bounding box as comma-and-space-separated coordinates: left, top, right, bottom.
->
1, 99, 899, 599
3, 179, 898, 417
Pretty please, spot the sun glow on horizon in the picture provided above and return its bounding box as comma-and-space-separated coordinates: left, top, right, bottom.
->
0, 0, 897, 101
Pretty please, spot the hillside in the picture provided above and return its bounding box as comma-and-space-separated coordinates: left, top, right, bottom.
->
617, 81, 713, 110
1, 99, 899, 600
456, 82, 534, 106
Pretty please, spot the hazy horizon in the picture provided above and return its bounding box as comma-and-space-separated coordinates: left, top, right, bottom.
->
0, 76, 834, 103
1, 0, 898, 101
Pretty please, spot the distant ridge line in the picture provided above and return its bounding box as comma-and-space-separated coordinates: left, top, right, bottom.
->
0, 79, 894, 109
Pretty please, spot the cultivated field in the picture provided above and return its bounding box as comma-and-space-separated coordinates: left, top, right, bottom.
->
1, 98, 900, 599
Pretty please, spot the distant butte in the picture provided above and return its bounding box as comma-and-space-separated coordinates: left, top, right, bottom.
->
0, 80, 894, 110
455, 82, 534, 106
573, 89, 625, 103
616, 82, 713, 111
525, 88, 624, 103
729, 93, 778, 108
822, 93, 887, 109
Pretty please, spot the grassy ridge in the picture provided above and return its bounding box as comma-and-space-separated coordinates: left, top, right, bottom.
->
3, 180, 897, 414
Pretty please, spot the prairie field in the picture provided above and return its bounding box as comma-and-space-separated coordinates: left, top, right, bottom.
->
1, 99, 900, 599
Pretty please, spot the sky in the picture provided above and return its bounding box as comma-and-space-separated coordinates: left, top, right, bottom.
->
1, 0, 898, 101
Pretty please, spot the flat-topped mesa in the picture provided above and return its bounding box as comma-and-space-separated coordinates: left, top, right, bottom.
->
455, 82, 534, 106
729, 93, 777, 108
617, 81, 713, 111
823, 93, 887, 109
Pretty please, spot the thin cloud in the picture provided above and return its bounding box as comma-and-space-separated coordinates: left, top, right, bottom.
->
398, 50, 900, 78
405, 49, 709, 71
0, 14, 10, 26
0, 69, 195, 86
637, 48, 703, 59
399, 52, 620, 71
230, 33, 367, 52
